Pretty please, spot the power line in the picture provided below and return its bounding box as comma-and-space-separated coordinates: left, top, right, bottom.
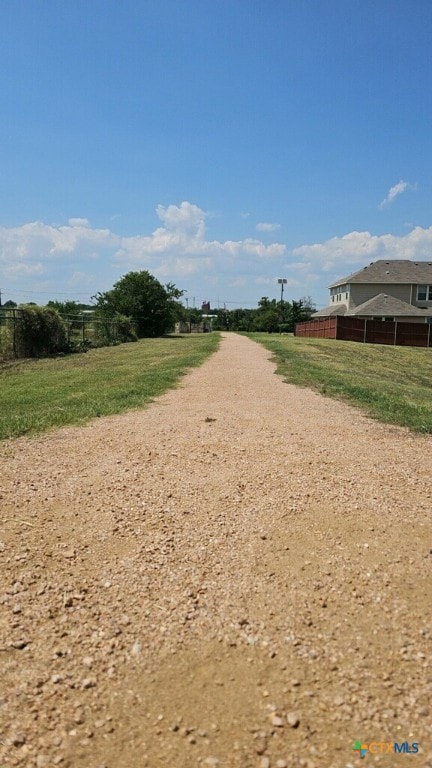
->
1, 287, 96, 298
2, 288, 261, 307
2, 288, 323, 309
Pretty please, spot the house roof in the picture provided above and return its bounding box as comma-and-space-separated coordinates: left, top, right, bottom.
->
311, 304, 348, 318
329, 259, 432, 288
346, 293, 432, 317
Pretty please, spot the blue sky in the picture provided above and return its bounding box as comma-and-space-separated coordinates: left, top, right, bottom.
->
1, 0, 432, 309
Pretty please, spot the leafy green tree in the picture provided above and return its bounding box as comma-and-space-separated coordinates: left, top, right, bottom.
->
254, 296, 282, 332
253, 296, 316, 332
3, 300, 17, 308
298, 295, 316, 316
229, 308, 256, 331
165, 283, 189, 326
212, 308, 231, 330
188, 308, 203, 324
94, 271, 183, 337
285, 298, 316, 331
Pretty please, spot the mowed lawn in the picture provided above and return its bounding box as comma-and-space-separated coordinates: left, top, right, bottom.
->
251, 333, 432, 433
0, 334, 220, 440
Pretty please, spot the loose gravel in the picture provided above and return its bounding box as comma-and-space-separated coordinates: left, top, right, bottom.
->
0, 332, 431, 768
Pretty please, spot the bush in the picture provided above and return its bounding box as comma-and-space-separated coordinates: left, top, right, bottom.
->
0, 321, 13, 359
93, 312, 137, 346
113, 314, 138, 343
14, 306, 68, 358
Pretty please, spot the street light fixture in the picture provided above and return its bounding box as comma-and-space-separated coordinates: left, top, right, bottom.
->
278, 278, 287, 302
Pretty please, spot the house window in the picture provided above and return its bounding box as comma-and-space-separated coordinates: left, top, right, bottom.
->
417, 285, 432, 301
330, 284, 347, 301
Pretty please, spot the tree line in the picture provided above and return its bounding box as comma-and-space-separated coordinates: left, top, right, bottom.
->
1, 270, 315, 359
210, 296, 315, 333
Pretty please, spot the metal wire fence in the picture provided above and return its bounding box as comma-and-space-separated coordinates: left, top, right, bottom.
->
0, 308, 138, 360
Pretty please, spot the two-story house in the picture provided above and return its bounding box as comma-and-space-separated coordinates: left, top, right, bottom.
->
313, 260, 432, 322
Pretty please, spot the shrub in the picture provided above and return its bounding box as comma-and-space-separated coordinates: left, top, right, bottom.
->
113, 314, 138, 343
14, 306, 68, 358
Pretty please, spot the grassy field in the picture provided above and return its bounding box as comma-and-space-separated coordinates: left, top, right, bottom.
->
250, 333, 432, 433
0, 334, 220, 440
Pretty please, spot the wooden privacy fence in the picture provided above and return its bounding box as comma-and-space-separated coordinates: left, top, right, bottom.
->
295, 316, 432, 348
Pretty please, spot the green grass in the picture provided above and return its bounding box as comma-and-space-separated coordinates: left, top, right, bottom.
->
0, 334, 220, 440
249, 333, 432, 433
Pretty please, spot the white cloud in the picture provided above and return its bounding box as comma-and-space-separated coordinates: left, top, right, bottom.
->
0, 202, 285, 300
0, 220, 118, 263
68, 217, 90, 227
4, 200, 432, 308
156, 201, 206, 234
255, 276, 275, 286
254, 276, 300, 289
156, 257, 212, 278
67, 271, 95, 289
292, 226, 432, 274
211, 238, 284, 259
379, 180, 415, 209
114, 203, 285, 264
4, 262, 45, 278
256, 222, 281, 232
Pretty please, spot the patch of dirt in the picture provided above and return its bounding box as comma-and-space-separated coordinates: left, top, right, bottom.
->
0, 333, 431, 768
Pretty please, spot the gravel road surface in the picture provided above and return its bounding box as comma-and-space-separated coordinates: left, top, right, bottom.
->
1, 332, 431, 768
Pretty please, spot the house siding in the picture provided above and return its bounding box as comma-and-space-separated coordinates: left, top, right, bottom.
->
393, 316, 427, 323
349, 283, 411, 309
352, 315, 427, 323
411, 284, 432, 309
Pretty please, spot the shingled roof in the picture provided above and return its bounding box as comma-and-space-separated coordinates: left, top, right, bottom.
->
346, 293, 432, 317
329, 259, 432, 288
311, 304, 348, 318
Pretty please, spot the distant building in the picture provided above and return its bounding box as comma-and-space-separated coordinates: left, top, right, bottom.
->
313, 260, 432, 323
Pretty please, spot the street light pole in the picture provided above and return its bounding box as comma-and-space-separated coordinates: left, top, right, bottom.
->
277, 278, 287, 334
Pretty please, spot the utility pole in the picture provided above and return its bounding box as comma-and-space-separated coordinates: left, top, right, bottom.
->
278, 278, 287, 334
185, 295, 190, 333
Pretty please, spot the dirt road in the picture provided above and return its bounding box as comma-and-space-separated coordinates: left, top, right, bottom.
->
1, 333, 431, 768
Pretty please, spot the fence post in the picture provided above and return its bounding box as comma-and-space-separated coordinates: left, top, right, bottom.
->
428, 321, 431, 348
394, 320, 397, 346
12, 308, 17, 358
363, 319, 367, 344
